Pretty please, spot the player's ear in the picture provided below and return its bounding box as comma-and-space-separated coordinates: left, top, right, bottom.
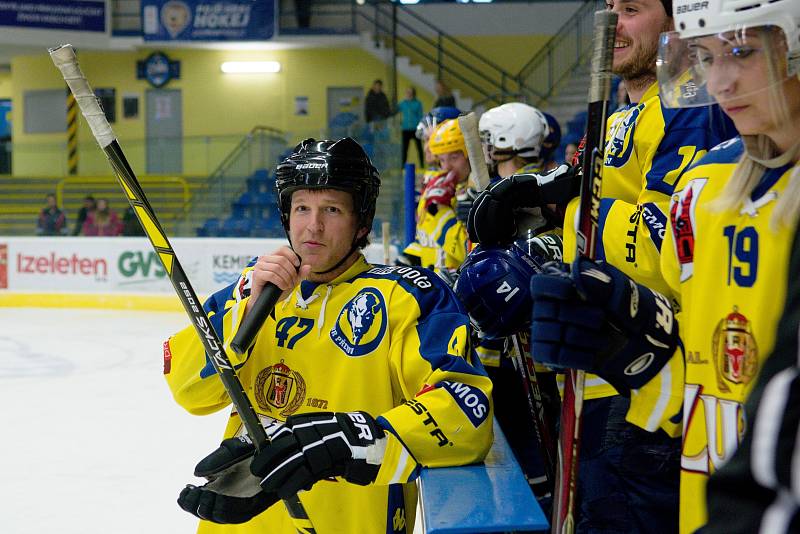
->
356, 226, 369, 240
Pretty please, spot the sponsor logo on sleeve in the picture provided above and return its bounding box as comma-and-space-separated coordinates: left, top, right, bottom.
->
162, 340, 172, 374
438, 381, 490, 428
367, 265, 433, 289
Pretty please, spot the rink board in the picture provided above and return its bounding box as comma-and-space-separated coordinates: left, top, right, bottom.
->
419, 419, 549, 533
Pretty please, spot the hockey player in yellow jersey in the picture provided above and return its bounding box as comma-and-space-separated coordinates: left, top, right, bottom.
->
470, 1, 734, 531
165, 138, 493, 534
403, 118, 470, 271
529, 0, 800, 531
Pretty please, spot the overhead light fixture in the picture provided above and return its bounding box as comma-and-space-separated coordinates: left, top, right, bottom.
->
221, 61, 281, 74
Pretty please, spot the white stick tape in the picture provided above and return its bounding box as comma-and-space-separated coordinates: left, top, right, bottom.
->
49, 44, 116, 149
458, 112, 491, 191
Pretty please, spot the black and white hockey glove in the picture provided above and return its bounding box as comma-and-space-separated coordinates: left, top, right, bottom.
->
467, 164, 580, 245
250, 411, 386, 498
178, 435, 278, 524
455, 187, 479, 225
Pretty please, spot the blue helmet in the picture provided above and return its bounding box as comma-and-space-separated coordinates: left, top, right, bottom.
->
416, 106, 461, 140
540, 112, 562, 163
454, 234, 562, 339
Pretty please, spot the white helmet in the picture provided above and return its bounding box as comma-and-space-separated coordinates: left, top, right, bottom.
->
658, 0, 800, 107
478, 103, 550, 160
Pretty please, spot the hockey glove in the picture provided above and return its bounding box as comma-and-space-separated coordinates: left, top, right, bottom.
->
467, 164, 580, 245
251, 411, 386, 498
422, 171, 458, 215
529, 258, 678, 392
455, 187, 479, 225
178, 435, 278, 524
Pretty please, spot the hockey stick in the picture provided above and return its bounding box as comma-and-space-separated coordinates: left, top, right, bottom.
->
460, 106, 557, 491
457, 112, 491, 191
49, 44, 315, 534
551, 11, 616, 534
382, 221, 391, 264
510, 333, 557, 495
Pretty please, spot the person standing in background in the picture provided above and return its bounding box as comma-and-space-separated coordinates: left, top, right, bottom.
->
72, 194, 95, 236
364, 79, 391, 125
122, 205, 145, 236
398, 87, 424, 167
433, 79, 456, 108
36, 193, 67, 236
82, 198, 122, 236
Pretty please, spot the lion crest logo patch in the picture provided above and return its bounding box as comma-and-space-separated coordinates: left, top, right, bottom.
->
330, 288, 387, 357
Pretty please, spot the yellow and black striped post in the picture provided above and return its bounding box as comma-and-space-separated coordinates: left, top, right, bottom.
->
66, 87, 78, 175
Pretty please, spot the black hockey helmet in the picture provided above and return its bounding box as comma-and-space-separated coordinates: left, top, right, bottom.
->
275, 137, 381, 248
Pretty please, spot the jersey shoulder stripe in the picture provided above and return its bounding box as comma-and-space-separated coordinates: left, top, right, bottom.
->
687, 137, 744, 170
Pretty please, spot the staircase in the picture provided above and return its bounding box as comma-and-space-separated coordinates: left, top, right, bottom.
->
174, 126, 287, 236
359, 32, 474, 111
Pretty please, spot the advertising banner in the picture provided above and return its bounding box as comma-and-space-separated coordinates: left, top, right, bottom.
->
0, 1, 106, 32
1, 237, 395, 297
141, 0, 275, 41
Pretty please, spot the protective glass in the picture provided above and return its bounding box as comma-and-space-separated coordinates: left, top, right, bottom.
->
657, 25, 790, 108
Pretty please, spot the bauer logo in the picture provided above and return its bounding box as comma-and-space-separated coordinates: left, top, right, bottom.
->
439, 381, 489, 428
330, 288, 387, 357
676, 1, 709, 14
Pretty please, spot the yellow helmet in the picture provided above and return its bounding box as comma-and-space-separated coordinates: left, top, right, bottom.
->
428, 119, 466, 157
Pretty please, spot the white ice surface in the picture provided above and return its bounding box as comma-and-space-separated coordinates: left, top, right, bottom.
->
0, 308, 229, 534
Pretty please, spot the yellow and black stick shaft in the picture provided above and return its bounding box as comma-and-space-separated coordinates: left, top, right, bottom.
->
552, 10, 617, 534
49, 43, 315, 534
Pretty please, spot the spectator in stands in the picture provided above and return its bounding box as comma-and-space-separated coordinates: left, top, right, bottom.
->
122, 206, 145, 236
364, 79, 391, 125
36, 193, 67, 236
82, 198, 122, 236
563, 141, 578, 165
398, 87, 424, 167
433, 79, 456, 108
72, 194, 96, 236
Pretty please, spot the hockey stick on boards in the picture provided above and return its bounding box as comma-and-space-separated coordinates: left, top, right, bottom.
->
551, 11, 616, 534
459, 108, 557, 490
457, 112, 491, 191
382, 221, 392, 265
509, 333, 557, 496
49, 44, 315, 534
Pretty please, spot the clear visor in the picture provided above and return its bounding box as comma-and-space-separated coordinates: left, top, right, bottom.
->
657, 25, 791, 109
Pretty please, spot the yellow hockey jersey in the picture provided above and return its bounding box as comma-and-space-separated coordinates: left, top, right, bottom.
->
629, 138, 798, 533
403, 179, 468, 271
164, 255, 493, 534
561, 82, 735, 400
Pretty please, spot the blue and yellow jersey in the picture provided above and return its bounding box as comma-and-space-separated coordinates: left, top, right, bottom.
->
403, 180, 468, 271
164, 255, 493, 534
627, 138, 798, 533
561, 82, 735, 400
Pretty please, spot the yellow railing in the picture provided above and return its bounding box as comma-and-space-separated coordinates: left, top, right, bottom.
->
56, 175, 191, 211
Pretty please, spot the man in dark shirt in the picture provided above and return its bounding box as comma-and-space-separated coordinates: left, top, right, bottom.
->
364, 79, 391, 124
